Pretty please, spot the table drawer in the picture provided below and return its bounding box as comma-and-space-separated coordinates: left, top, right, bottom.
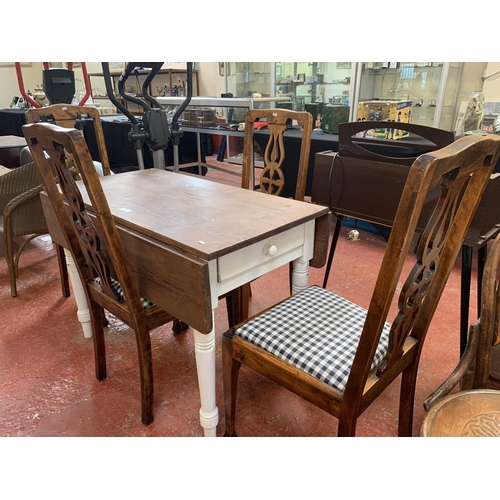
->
217, 225, 305, 283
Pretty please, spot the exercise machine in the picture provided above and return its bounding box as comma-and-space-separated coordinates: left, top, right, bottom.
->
15, 62, 91, 108
101, 62, 193, 171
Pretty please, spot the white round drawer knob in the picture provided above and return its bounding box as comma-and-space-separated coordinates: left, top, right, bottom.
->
263, 244, 277, 256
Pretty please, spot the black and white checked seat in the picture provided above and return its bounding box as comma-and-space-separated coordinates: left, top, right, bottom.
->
93, 277, 154, 310
233, 285, 390, 392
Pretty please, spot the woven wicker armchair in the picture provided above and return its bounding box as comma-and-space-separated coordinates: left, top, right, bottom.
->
0, 162, 67, 297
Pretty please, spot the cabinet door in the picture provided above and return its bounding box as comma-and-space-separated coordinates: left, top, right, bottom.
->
357, 62, 463, 130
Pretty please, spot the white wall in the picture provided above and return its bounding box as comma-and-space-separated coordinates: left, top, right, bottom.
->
0, 62, 42, 108
197, 62, 225, 97
483, 62, 500, 102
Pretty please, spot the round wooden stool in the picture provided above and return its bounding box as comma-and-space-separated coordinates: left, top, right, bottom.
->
421, 389, 500, 437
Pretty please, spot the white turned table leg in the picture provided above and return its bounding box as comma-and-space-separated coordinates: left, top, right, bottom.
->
193, 322, 219, 437
291, 220, 314, 296
291, 258, 309, 295
64, 249, 93, 339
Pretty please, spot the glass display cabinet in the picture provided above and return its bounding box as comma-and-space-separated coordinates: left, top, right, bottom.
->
353, 62, 464, 131
224, 62, 469, 132
225, 62, 272, 101
274, 62, 355, 133
224, 62, 345, 111
275, 62, 354, 110
227, 61, 355, 133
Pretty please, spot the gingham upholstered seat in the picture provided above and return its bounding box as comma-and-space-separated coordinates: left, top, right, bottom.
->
93, 277, 154, 310
233, 285, 390, 392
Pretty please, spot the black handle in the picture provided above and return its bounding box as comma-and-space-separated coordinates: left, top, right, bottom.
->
172, 62, 193, 132
101, 62, 138, 125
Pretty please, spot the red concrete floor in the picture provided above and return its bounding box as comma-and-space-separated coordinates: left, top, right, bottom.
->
0, 156, 481, 438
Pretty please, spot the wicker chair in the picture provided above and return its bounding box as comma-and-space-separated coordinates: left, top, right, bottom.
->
0, 162, 67, 297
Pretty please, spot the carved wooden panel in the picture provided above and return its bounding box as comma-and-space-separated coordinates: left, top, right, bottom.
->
380, 169, 468, 375
259, 123, 287, 196
51, 141, 118, 301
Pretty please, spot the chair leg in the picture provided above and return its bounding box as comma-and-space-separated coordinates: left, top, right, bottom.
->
90, 301, 107, 381
225, 293, 235, 328
460, 245, 473, 356
5, 234, 69, 298
322, 216, 343, 288
477, 245, 487, 316
222, 334, 241, 437
5, 228, 17, 297
133, 325, 155, 426
6, 249, 17, 298
225, 284, 251, 328
172, 319, 189, 334
241, 283, 250, 321
55, 244, 70, 298
397, 360, 420, 437
13, 234, 39, 279
337, 410, 358, 437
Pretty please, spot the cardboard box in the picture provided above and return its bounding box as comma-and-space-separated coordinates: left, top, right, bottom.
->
357, 100, 412, 139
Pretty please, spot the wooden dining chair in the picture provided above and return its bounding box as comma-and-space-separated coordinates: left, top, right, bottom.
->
23, 121, 181, 426
224, 108, 315, 325
222, 132, 500, 437
421, 235, 500, 436
25, 103, 111, 176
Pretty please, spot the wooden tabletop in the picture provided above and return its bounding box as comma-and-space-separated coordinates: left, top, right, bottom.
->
78, 169, 328, 261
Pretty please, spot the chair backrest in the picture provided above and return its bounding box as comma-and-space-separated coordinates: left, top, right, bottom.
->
25, 104, 111, 176
240, 108, 313, 201
345, 133, 500, 406
23, 122, 146, 320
